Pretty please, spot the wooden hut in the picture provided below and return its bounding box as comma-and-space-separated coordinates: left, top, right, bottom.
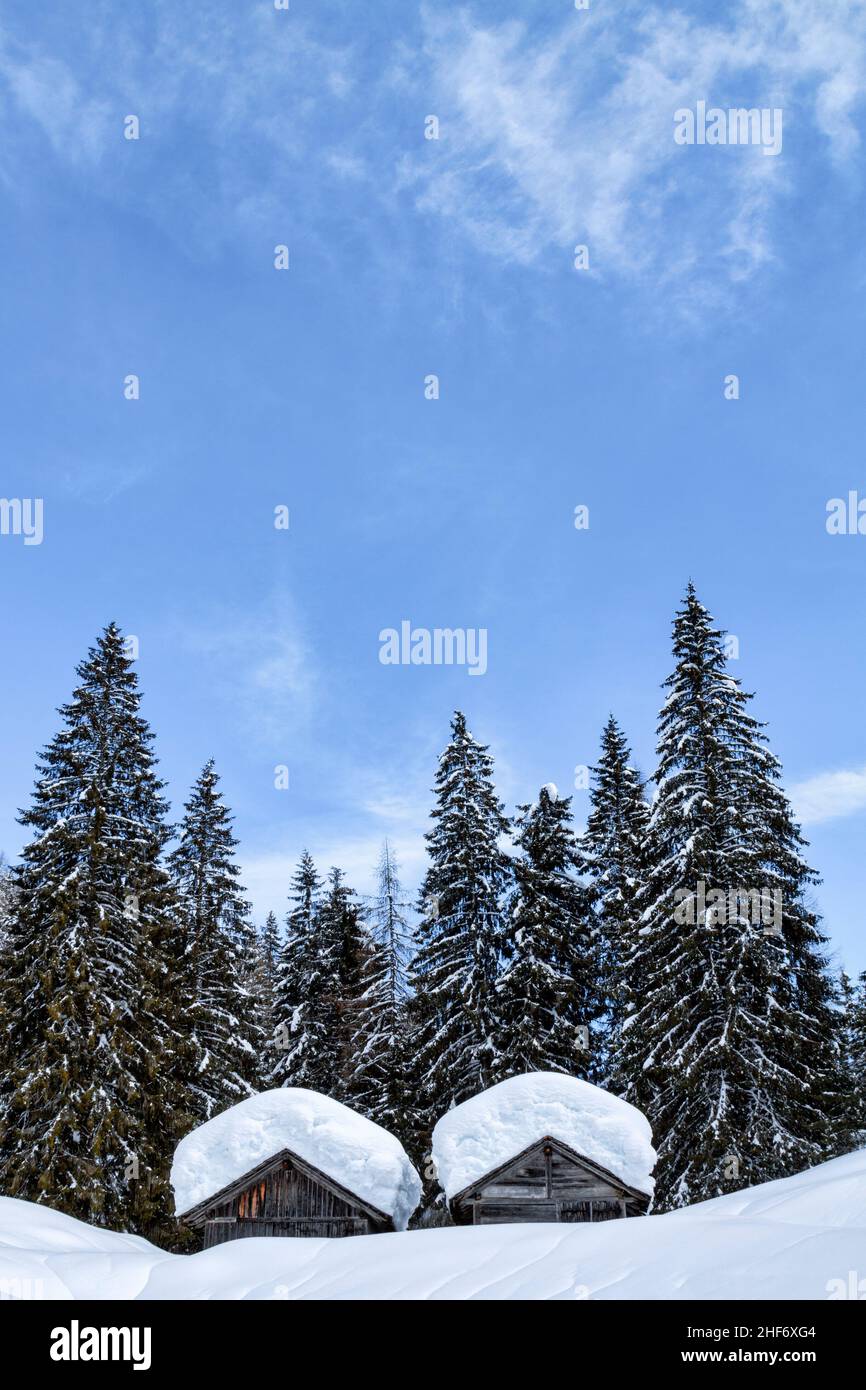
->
179, 1147, 395, 1248
432, 1072, 656, 1227
447, 1134, 650, 1226
171, 1088, 421, 1245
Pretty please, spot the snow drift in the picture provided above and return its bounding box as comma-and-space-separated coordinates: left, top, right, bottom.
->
2, 1147, 864, 1300
170, 1089, 421, 1230
432, 1072, 656, 1198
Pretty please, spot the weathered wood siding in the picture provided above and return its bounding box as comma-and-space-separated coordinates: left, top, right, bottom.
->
472, 1197, 626, 1224
200, 1158, 377, 1248
454, 1140, 647, 1226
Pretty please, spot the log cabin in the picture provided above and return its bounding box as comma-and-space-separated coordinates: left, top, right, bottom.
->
446, 1134, 651, 1226
431, 1071, 657, 1226
170, 1088, 421, 1244
179, 1147, 396, 1248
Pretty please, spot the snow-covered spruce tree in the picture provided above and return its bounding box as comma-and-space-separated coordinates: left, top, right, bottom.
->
316, 867, 372, 1105
583, 717, 649, 1086
839, 970, 866, 1150
0, 854, 16, 958
617, 585, 841, 1210
270, 862, 370, 1104
0, 856, 18, 1081
0, 625, 184, 1238
493, 786, 599, 1083
255, 911, 282, 1045
269, 851, 323, 1087
352, 841, 416, 1136
168, 760, 261, 1120
855, 972, 866, 1143
409, 712, 511, 1133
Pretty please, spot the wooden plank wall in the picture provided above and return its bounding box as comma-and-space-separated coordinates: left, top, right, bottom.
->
463, 1144, 642, 1225
200, 1159, 376, 1247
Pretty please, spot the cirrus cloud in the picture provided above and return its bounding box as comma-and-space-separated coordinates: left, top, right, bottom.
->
790, 765, 866, 826
394, 0, 866, 313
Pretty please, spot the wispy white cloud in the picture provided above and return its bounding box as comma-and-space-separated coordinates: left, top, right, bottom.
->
0, 4, 360, 252
240, 728, 443, 918
790, 765, 866, 826
362, 785, 429, 828
395, 0, 866, 311
172, 591, 316, 748
3, 2, 864, 308
0, 45, 112, 165
242, 831, 426, 921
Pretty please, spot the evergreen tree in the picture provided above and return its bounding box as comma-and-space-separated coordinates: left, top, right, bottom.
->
0, 854, 15, 958
584, 717, 650, 1084
617, 586, 841, 1210
168, 760, 261, 1120
410, 712, 511, 1130
317, 867, 371, 1103
494, 785, 599, 1082
268, 852, 340, 1092
0, 625, 184, 1237
841, 970, 866, 1149
0, 856, 17, 1080
271, 852, 322, 1077
353, 841, 415, 1135
256, 911, 282, 1045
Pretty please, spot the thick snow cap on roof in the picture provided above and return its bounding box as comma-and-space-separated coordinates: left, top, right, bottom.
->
171, 1089, 422, 1230
432, 1072, 656, 1200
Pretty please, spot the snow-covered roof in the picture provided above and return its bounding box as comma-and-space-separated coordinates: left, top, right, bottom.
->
171, 1089, 422, 1230
432, 1072, 656, 1200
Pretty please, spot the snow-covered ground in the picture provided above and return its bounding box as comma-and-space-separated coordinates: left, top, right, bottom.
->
1, 1148, 864, 1300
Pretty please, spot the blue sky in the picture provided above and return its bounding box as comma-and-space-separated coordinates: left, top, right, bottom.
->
1, 0, 866, 973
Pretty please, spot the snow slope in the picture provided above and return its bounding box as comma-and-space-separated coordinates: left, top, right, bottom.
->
2, 1148, 864, 1300
171, 1089, 421, 1230
432, 1072, 656, 1198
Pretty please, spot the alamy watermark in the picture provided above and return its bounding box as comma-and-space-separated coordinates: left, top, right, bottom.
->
674, 881, 783, 936
379, 621, 488, 676
0, 497, 43, 545
826, 492, 866, 535
674, 101, 783, 157
50, 1322, 152, 1370
1, 1277, 45, 1300
826, 1270, 866, 1300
